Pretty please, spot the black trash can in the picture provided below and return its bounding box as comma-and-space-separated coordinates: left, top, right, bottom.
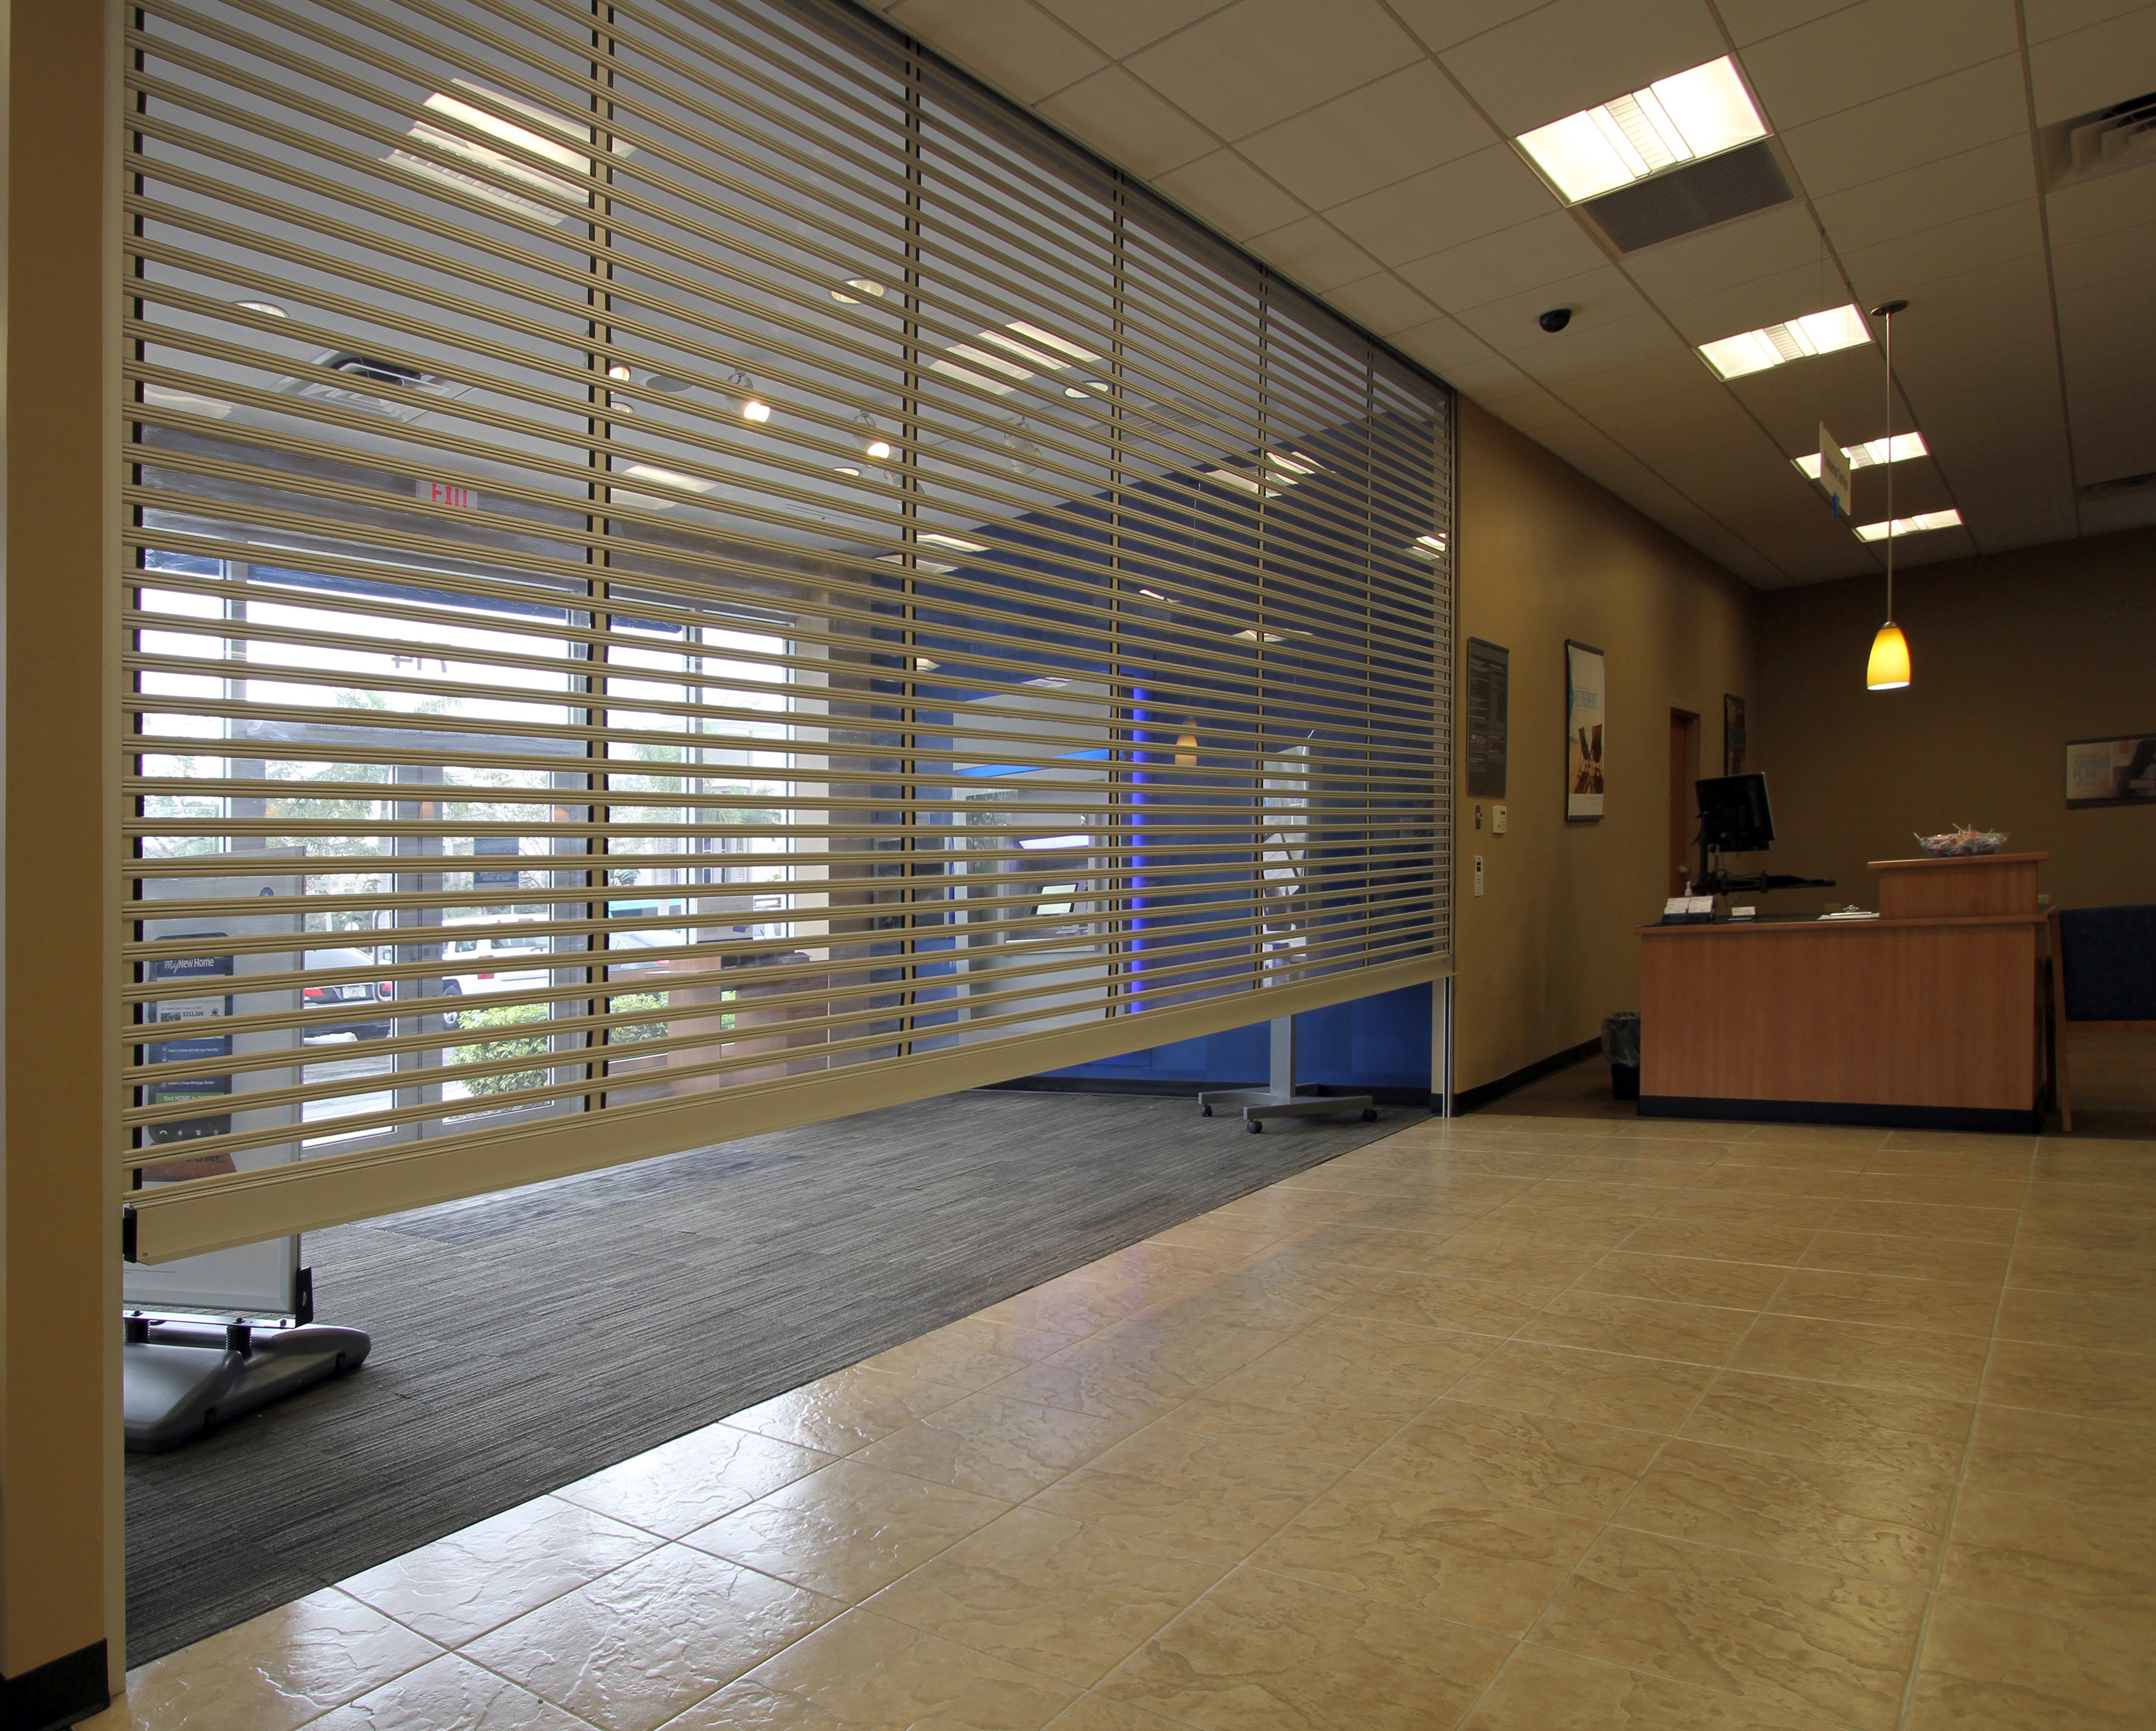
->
1602, 1011, 1641, 1100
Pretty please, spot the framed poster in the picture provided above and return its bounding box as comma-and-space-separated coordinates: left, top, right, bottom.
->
2066, 733, 2156, 807
1465, 638, 1509, 797
1565, 640, 1605, 821
1724, 694, 1748, 775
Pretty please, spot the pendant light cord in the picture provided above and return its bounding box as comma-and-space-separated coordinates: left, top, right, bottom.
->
1882, 306, 1894, 621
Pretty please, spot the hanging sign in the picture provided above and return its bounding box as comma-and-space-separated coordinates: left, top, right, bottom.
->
1818, 423, 1851, 519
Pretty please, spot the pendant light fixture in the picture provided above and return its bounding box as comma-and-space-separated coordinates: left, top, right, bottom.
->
1865, 299, 1911, 690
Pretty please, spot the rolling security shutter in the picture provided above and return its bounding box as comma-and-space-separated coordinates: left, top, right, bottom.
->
124, 0, 1455, 1260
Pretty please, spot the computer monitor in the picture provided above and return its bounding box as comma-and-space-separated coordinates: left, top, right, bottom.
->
1695, 772, 1774, 853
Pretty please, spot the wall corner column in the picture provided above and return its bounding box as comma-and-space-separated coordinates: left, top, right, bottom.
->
1, 0, 124, 1722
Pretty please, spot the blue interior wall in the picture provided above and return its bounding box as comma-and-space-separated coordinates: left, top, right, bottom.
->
1043, 981, 1432, 1092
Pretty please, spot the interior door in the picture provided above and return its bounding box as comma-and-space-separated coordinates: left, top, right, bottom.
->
1669, 710, 1699, 895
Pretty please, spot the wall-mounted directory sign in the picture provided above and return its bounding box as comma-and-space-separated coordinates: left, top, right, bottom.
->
1465, 638, 1509, 799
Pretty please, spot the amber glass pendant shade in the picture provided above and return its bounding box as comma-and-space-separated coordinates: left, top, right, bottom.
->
1866, 621, 1911, 689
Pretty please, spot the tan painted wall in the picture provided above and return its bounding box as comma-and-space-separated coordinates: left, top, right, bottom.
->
1756, 526, 2156, 914
2, 0, 123, 1694
1452, 401, 1758, 1094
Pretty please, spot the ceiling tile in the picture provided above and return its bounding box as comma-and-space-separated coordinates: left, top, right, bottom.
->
1718, 360, 1899, 444
1388, 314, 1495, 375
1121, 0, 1423, 140
1321, 271, 1443, 336
1655, 263, 1857, 347
2051, 214, 2156, 293
1879, 523, 1980, 563
1324, 143, 1556, 264
1448, 262, 1654, 349
1867, 253, 2053, 328
1776, 54, 2027, 198
1387, 0, 1553, 55
2029, 6, 2156, 123
1838, 200, 2048, 297
1442, 351, 1540, 401
1621, 202, 1827, 304
1033, 65, 1218, 177
1033, 0, 1234, 59
1150, 149, 1307, 240
887, 0, 1107, 103
1233, 62, 1494, 209
2022, 0, 2156, 45
1812, 134, 2038, 254
1716, 1, 1864, 49
2046, 168, 2156, 246
1392, 211, 1610, 309
1492, 389, 1586, 433
1440, 0, 1728, 135
1240, 214, 1384, 292
1559, 361, 1729, 424
1738, 0, 2020, 131
2078, 490, 2156, 535
1505, 310, 1690, 385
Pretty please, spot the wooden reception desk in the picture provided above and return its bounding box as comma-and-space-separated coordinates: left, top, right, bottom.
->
1637, 853, 2048, 1133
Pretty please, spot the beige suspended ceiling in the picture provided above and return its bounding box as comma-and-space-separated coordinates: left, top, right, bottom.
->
856, 0, 2156, 586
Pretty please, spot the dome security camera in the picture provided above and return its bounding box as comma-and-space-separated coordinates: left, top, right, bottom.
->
1538, 307, 1574, 334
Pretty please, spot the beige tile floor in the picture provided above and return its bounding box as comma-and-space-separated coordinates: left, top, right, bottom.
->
90, 1113, 2156, 1730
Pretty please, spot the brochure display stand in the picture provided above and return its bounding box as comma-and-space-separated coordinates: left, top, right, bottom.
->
125, 855, 369, 1451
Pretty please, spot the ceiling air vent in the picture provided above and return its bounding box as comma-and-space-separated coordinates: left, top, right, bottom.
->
1578, 139, 1792, 252
283, 352, 472, 423
2078, 470, 2156, 503
2044, 91, 2156, 190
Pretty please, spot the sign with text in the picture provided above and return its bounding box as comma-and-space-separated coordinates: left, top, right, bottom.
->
1818, 423, 1851, 518
1465, 638, 1509, 798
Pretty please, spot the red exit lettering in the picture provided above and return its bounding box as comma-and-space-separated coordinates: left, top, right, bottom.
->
425, 480, 477, 510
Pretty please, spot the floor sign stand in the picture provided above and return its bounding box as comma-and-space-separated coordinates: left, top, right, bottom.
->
1197, 1015, 1377, 1133
124, 855, 370, 1451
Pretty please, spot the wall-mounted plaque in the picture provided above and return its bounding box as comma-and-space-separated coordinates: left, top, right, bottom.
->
1724, 694, 1747, 775
2066, 732, 2156, 806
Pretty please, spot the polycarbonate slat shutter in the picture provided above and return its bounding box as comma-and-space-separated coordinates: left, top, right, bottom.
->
121, 0, 1453, 1260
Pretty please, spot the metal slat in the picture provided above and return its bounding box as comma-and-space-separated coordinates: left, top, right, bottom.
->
120, 0, 1450, 1232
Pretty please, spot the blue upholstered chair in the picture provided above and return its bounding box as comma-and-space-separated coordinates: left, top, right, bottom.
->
2049, 905, 2156, 1132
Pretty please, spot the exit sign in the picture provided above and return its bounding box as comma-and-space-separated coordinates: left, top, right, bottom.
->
423, 479, 479, 510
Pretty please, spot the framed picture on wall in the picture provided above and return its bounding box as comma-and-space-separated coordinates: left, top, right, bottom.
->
1724, 694, 1747, 775
1565, 640, 1605, 821
2066, 732, 2156, 806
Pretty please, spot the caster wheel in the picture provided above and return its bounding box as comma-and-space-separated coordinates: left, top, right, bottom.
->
1361, 1109, 1378, 1122
1246, 1120, 1264, 1133
1200, 1105, 1212, 1117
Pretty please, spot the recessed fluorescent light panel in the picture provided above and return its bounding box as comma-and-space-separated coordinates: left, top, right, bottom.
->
1794, 432, 1928, 479
1516, 56, 1768, 203
1698, 304, 1869, 379
387, 80, 632, 225
1854, 509, 1961, 542
1408, 534, 1447, 559
929, 321, 1102, 395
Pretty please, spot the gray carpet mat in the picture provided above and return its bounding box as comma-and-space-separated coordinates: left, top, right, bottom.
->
125, 1089, 1408, 1664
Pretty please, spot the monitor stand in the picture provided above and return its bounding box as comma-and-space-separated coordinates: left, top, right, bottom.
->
1196, 1016, 1377, 1134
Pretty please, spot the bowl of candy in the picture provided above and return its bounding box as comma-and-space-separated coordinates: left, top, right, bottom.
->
1916, 825, 2008, 857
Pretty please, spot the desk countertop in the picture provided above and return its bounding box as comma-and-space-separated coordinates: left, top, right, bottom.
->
1635, 913, 2048, 936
